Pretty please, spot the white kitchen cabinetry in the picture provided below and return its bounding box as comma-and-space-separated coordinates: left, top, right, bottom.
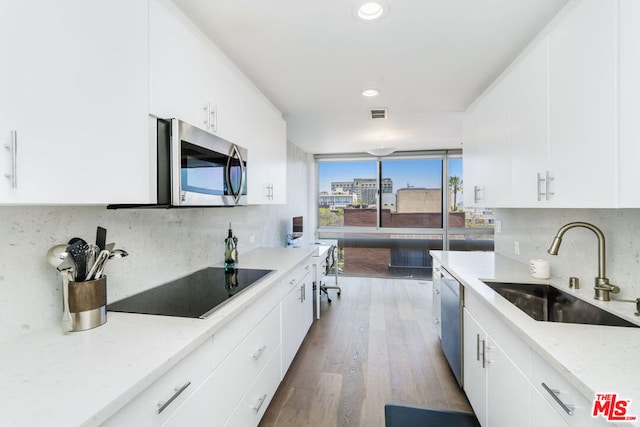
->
464, 0, 620, 208
509, 39, 552, 207
462, 76, 512, 208
149, 0, 226, 140
432, 261, 442, 338
0, 0, 149, 204
464, 289, 610, 427
102, 338, 215, 427
546, 0, 617, 208
149, 0, 287, 205
463, 308, 530, 427
619, 0, 640, 207
281, 262, 313, 375
211, 305, 281, 426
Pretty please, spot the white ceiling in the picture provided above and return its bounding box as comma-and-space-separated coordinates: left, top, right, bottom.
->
172, 0, 569, 155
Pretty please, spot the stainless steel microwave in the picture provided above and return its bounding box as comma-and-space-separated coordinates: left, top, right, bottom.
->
157, 118, 247, 207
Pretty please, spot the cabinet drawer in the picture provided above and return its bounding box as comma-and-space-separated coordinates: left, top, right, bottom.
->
212, 306, 281, 426
224, 347, 281, 427
213, 284, 280, 367
530, 351, 605, 427
103, 337, 214, 426
279, 262, 311, 298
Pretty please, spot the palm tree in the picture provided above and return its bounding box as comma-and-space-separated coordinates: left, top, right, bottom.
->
448, 176, 463, 211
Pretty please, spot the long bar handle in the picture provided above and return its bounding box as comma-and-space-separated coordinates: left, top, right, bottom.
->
157, 381, 191, 414
537, 172, 545, 201
252, 394, 268, 413
4, 130, 17, 188
541, 382, 574, 416
545, 171, 554, 200
252, 345, 268, 361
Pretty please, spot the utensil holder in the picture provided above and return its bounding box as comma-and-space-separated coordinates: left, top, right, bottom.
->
68, 276, 107, 331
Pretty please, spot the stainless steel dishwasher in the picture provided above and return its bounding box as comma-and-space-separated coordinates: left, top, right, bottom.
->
440, 267, 463, 387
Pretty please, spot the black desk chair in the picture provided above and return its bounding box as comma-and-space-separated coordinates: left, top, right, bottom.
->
320, 245, 341, 303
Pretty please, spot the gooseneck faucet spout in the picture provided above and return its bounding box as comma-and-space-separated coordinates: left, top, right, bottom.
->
547, 222, 619, 301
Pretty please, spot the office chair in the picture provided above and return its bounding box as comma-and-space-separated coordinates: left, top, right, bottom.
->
320, 245, 341, 303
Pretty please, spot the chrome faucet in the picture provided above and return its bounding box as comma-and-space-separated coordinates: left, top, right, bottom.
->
547, 222, 620, 301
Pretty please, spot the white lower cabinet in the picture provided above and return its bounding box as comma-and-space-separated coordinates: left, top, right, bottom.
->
223, 348, 281, 427
102, 338, 215, 427
463, 308, 530, 427
211, 306, 281, 426
432, 261, 442, 338
464, 289, 612, 427
104, 256, 315, 426
281, 264, 313, 375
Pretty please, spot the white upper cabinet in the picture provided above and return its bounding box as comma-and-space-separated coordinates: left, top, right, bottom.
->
149, 0, 287, 205
509, 39, 551, 207
464, 0, 623, 208
547, 0, 617, 207
619, 0, 640, 207
463, 75, 512, 208
0, 0, 150, 204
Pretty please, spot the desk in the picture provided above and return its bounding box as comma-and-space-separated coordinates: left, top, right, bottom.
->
307, 240, 336, 319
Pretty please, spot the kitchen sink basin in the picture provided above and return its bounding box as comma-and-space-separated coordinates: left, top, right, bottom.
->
482, 281, 638, 328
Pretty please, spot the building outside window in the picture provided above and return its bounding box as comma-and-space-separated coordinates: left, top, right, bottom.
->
316, 152, 493, 279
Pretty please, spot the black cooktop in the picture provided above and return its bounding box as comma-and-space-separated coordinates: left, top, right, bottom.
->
107, 267, 274, 319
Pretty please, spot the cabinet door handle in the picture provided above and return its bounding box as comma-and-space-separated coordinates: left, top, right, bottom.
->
157, 381, 191, 414
4, 130, 17, 189
541, 382, 574, 415
300, 283, 305, 302
537, 172, 545, 201
252, 393, 268, 413
476, 334, 481, 362
252, 345, 268, 361
481, 339, 487, 368
209, 103, 217, 132
545, 171, 554, 200
473, 185, 482, 203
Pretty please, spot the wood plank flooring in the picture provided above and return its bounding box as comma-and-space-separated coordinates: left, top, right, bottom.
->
259, 277, 473, 427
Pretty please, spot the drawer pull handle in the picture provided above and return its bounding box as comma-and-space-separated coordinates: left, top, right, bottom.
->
4, 130, 17, 189
157, 381, 191, 414
541, 382, 574, 416
253, 393, 268, 413
252, 345, 268, 361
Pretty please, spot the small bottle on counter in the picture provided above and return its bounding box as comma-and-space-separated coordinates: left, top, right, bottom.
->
224, 223, 238, 271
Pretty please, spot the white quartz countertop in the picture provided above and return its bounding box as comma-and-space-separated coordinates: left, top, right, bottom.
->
431, 251, 640, 425
0, 246, 316, 427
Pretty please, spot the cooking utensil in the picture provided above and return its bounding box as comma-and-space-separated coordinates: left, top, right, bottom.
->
46, 244, 68, 268
67, 240, 94, 281
57, 257, 75, 333
108, 248, 129, 259
95, 249, 128, 279
96, 226, 107, 251
86, 250, 109, 282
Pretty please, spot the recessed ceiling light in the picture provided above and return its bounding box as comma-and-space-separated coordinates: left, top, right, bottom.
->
356, 1, 388, 21
361, 88, 380, 97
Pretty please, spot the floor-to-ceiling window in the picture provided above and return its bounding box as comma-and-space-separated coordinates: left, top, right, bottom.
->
316, 151, 493, 279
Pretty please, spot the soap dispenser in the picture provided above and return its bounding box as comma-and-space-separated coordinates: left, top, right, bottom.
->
224, 223, 238, 270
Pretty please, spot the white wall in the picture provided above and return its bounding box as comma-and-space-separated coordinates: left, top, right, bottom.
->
495, 208, 640, 299
0, 141, 311, 343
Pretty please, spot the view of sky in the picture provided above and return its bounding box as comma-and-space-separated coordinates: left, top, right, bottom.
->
318, 158, 463, 194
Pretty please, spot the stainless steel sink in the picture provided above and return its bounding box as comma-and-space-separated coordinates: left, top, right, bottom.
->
482, 282, 638, 328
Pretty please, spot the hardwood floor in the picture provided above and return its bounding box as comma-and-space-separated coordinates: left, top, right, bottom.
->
259, 277, 473, 427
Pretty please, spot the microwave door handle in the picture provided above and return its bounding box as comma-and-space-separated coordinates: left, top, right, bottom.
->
237, 149, 246, 204
226, 145, 243, 204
